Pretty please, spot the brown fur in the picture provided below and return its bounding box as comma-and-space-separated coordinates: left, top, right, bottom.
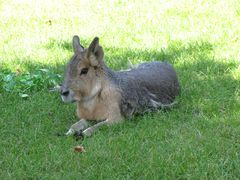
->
76, 81, 122, 121
61, 36, 124, 137
61, 36, 180, 137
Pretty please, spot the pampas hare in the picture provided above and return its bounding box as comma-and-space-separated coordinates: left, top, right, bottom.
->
60, 36, 180, 137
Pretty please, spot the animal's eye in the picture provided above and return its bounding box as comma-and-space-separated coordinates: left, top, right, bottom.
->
80, 68, 89, 75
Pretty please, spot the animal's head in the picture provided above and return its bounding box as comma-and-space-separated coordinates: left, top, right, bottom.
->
60, 36, 105, 103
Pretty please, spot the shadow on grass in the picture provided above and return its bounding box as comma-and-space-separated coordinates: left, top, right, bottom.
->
1, 38, 239, 117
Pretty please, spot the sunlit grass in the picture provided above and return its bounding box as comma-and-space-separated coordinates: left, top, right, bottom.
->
1, 0, 240, 69
0, 0, 240, 179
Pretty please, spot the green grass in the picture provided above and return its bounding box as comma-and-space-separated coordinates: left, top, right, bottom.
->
0, 0, 240, 178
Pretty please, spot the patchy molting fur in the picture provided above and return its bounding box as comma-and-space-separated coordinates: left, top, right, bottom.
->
60, 36, 180, 137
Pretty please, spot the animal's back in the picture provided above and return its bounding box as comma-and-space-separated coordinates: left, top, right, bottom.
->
113, 61, 180, 117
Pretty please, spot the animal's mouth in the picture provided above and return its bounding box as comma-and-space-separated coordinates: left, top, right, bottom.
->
60, 84, 75, 103
61, 94, 75, 103
60, 82, 102, 104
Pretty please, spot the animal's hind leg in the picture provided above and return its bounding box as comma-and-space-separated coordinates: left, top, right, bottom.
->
65, 119, 89, 135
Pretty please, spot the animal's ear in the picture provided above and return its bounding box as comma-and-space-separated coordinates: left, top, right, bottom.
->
72, 35, 84, 54
87, 37, 104, 66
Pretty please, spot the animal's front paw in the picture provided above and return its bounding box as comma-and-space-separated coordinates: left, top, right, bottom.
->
82, 127, 94, 137
65, 119, 88, 136
65, 128, 74, 136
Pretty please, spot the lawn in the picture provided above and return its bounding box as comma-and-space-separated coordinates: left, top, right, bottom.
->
0, 0, 240, 178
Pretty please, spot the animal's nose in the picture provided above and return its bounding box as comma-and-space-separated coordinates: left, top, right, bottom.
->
60, 85, 70, 96
61, 90, 69, 96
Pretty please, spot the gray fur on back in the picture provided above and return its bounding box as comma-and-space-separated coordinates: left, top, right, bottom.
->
104, 61, 180, 118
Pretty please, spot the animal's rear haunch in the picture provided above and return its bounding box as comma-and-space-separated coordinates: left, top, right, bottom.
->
116, 62, 180, 118
60, 36, 180, 137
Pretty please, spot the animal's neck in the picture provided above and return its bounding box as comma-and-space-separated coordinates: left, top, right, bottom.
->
101, 64, 118, 82
83, 91, 99, 102
76, 88, 101, 111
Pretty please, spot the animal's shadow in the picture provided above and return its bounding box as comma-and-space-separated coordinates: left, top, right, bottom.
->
42, 38, 240, 117
2, 38, 239, 135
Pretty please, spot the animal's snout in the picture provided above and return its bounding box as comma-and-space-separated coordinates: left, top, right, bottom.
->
60, 84, 74, 103
60, 84, 69, 96
61, 90, 69, 96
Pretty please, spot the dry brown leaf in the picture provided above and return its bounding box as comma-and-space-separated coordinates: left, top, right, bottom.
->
74, 145, 86, 153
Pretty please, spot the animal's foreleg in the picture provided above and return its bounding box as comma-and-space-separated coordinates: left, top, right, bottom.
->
82, 118, 122, 137
65, 119, 89, 135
